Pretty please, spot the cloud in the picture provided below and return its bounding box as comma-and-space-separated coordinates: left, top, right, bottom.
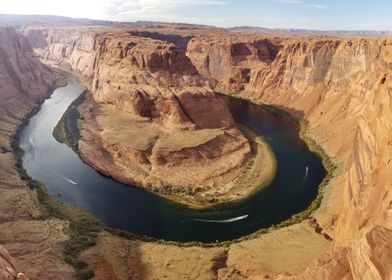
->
270, 0, 303, 4
103, 0, 227, 20
307, 4, 329, 9
0, 0, 111, 19
270, 1, 329, 11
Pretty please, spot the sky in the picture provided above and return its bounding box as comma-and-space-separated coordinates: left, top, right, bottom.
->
1, 0, 392, 31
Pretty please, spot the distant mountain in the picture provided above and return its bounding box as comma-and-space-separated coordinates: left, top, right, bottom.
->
0, 14, 115, 28
229, 26, 392, 36
1, 14, 390, 37
0, 14, 215, 31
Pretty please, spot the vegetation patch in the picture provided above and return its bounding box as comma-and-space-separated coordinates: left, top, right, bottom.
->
53, 93, 86, 152
52, 114, 68, 145
139, 122, 277, 210
60, 98, 278, 209
212, 91, 338, 245
11, 79, 337, 266
11, 74, 100, 280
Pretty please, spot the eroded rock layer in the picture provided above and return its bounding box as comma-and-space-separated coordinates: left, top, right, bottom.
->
25, 27, 260, 206
187, 33, 392, 279
0, 27, 74, 279
0, 245, 28, 280
0, 27, 54, 149
19, 24, 392, 279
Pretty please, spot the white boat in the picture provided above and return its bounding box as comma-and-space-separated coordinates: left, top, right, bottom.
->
304, 166, 309, 180
59, 175, 78, 186
193, 214, 249, 223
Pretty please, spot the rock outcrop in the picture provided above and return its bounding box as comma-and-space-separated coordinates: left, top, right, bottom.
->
187, 35, 282, 92
0, 245, 28, 280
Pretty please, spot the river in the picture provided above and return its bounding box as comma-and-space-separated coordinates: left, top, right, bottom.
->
20, 75, 326, 242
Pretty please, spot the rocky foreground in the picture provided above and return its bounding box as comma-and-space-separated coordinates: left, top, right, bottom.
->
0, 21, 391, 279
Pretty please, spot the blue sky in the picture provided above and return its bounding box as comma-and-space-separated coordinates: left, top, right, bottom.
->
1, 0, 392, 30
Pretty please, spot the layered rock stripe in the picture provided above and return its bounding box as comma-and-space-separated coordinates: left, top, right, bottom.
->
0, 23, 390, 279
0, 27, 74, 279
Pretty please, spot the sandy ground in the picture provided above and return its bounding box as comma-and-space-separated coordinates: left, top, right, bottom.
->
80, 221, 331, 280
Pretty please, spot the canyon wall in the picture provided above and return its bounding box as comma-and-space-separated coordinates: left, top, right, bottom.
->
24, 27, 258, 206
0, 27, 74, 279
21, 25, 392, 279
0, 27, 54, 149
188, 34, 392, 278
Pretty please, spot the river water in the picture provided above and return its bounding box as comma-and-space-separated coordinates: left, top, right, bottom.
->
20, 75, 326, 242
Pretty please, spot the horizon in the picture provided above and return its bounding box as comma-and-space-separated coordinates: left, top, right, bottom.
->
2, 14, 392, 33
1, 0, 392, 31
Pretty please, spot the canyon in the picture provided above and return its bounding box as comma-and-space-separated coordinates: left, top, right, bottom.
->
23, 26, 276, 207
0, 19, 391, 280
0, 27, 74, 279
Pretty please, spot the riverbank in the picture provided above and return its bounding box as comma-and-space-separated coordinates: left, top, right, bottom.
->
15, 79, 333, 280
28, 79, 333, 240
217, 91, 338, 231
51, 84, 332, 236
11, 72, 103, 279
53, 92, 85, 152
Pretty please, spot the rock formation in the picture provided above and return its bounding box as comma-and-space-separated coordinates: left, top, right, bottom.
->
24, 26, 275, 207
0, 245, 28, 280
0, 22, 388, 279
0, 27, 74, 279
67, 27, 392, 279
187, 32, 392, 279
0, 27, 54, 149
187, 35, 282, 92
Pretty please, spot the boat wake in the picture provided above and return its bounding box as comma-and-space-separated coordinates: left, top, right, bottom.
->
191, 214, 249, 223
304, 166, 309, 180
59, 175, 78, 186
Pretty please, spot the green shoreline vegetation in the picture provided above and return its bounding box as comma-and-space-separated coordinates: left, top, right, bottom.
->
53, 92, 85, 152
11, 72, 100, 280
56, 88, 336, 245
215, 91, 338, 241
12, 79, 337, 280
52, 114, 68, 144
139, 122, 277, 210
54, 96, 277, 210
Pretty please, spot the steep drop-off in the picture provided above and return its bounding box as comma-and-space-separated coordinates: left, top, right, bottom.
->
24, 27, 277, 207
0, 27, 74, 279
0, 27, 54, 149
188, 33, 392, 279
19, 24, 392, 279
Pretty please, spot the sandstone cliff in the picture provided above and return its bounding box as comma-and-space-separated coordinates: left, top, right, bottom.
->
0, 27, 54, 150
20, 24, 392, 279
187, 33, 392, 279
25, 27, 265, 207
0, 27, 74, 279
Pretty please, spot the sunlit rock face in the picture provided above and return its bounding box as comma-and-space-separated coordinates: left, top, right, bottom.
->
25, 27, 253, 204
188, 33, 392, 278
0, 27, 74, 280
24, 24, 392, 278
0, 27, 54, 148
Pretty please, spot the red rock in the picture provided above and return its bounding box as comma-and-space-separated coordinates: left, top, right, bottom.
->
0, 245, 29, 280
